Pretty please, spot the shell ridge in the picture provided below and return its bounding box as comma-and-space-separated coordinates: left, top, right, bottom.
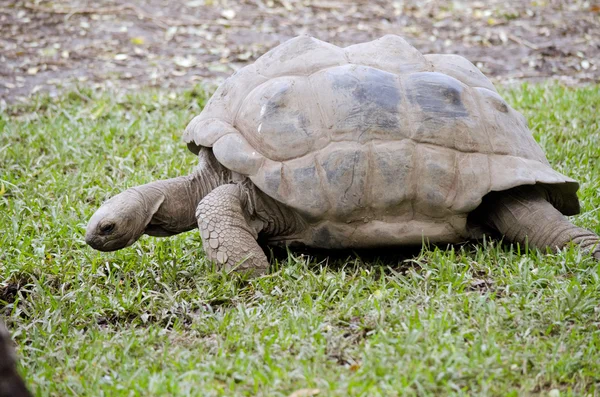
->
396, 74, 418, 141
428, 57, 435, 72
254, 137, 556, 165
313, 155, 333, 213
446, 150, 460, 210
341, 48, 352, 64
307, 73, 331, 141
470, 86, 497, 154
364, 141, 374, 216
410, 141, 420, 221
486, 155, 493, 194
393, 72, 414, 143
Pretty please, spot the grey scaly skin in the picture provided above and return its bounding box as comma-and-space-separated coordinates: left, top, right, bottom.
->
0, 321, 32, 397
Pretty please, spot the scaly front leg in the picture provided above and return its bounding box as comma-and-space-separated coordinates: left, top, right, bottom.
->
196, 184, 269, 276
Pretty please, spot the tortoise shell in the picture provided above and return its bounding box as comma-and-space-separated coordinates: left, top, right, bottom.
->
184, 35, 578, 246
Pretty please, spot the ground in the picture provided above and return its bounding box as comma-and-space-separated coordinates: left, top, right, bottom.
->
1, 1, 600, 396
1, 0, 599, 104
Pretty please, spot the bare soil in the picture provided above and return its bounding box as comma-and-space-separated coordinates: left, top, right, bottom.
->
1, 0, 598, 104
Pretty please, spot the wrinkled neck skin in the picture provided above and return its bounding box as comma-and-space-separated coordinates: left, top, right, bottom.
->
86, 148, 229, 252
134, 175, 200, 237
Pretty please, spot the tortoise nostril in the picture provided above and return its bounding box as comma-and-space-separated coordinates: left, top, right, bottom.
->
99, 222, 115, 234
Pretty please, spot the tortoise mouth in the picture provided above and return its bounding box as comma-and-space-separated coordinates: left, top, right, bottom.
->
85, 231, 134, 252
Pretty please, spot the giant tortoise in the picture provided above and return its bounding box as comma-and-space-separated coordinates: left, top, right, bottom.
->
85, 35, 600, 274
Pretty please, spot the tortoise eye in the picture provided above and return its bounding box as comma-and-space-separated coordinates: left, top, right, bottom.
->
99, 223, 115, 234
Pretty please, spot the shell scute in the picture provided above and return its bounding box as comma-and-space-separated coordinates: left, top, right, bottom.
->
184, 118, 238, 148
425, 54, 497, 92
404, 72, 488, 153
212, 133, 265, 176
235, 76, 325, 161
254, 35, 347, 78
252, 156, 330, 219
413, 144, 457, 218
313, 65, 405, 142
317, 143, 369, 219
345, 35, 430, 75
192, 64, 266, 126
452, 153, 491, 212
474, 87, 547, 161
370, 140, 416, 210
405, 72, 468, 118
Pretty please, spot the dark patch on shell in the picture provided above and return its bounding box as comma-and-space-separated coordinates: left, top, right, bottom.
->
264, 167, 281, 194
293, 163, 318, 183
490, 97, 509, 113
406, 72, 468, 118
330, 66, 401, 138
262, 82, 292, 118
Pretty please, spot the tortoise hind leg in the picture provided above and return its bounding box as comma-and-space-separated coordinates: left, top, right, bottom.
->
475, 185, 600, 259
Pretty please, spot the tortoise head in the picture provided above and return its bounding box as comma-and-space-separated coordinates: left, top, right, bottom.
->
85, 187, 164, 252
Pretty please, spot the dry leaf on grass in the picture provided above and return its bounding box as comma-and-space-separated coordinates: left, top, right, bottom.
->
287, 389, 320, 397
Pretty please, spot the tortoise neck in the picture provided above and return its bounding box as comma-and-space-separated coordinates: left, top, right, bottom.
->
146, 148, 231, 236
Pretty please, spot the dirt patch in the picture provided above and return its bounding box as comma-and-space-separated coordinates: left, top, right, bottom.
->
0, 275, 33, 310
0, 0, 598, 104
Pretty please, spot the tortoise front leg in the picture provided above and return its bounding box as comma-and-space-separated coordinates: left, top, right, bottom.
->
196, 184, 269, 276
478, 186, 600, 260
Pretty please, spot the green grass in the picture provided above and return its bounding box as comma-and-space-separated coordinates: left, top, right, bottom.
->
1, 84, 599, 396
